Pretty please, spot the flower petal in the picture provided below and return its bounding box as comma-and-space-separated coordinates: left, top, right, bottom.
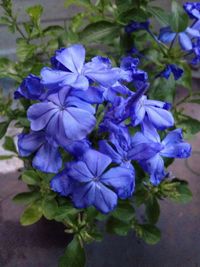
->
62, 108, 96, 140
101, 166, 134, 199
56, 44, 85, 73
145, 106, 174, 129
99, 140, 122, 164
83, 149, 112, 177
27, 102, 58, 131
68, 161, 93, 182
32, 142, 62, 173
18, 131, 45, 157
72, 182, 95, 209
50, 169, 73, 196
94, 183, 117, 213
178, 32, 193, 51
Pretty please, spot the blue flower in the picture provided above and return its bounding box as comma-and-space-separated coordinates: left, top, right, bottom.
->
18, 131, 62, 173
183, 2, 200, 19
14, 74, 45, 100
158, 64, 184, 80
51, 149, 134, 213
120, 56, 148, 89
139, 120, 191, 185
127, 93, 174, 130
159, 24, 200, 51
125, 20, 150, 34
41, 44, 120, 90
27, 86, 96, 143
99, 126, 162, 166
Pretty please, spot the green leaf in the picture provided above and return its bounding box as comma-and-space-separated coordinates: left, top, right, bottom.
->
54, 205, 79, 222
106, 217, 132, 236
79, 21, 119, 43
64, 0, 91, 9
42, 198, 58, 220
13, 191, 41, 205
177, 62, 192, 92
138, 224, 161, 245
145, 197, 160, 224
147, 6, 170, 26
20, 202, 43, 225
170, 181, 192, 204
3, 136, 17, 153
16, 39, 36, 61
170, 1, 189, 32
26, 5, 43, 24
177, 115, 200, 139
59, 237, 86, 267
0, 155, 14, 160
149, 76, 176, 103
0, 121, 9, 139
21, 170, 40, 185
111, 200, 135, 222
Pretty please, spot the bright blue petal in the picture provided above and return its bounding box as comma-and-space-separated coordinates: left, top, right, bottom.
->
159, 27, 176, 43
178, 32, 193, 51
83, 149, 112, 177
73, 86, 104, 104
101, 166, 134, 199
62, 107, 96, 140
99, 140, 122, 164
141, 154, 166, 186
32, 142, 62, 173
94, 183, 117, 213
141, 117, 161, 143
50, 169, 73, 196
18, 131, 45, 157
145, 106, 174, 129
68, 161, 93, 182
27, 102, 58, 131
72, 182, 95, 209
56, 44, 85, 73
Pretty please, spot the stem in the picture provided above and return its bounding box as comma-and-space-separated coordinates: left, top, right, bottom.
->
169, 33, 177, 52
147, 29, 168, 56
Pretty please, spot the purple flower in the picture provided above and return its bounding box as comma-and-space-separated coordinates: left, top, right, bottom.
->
51, 149, 134, 213
14, 74, 45, 100
127, 94, 174, 130
140, 120, 191, 185
27, 86, 96, 143
99, 126, 162, 167
159, 23, 200, 51
158, 64, 184, 80
125, 20, 150, 34
18, 131, 62, 173
183, 2, 200, 19
41, 44, 120, 90
120, 56, 148, 89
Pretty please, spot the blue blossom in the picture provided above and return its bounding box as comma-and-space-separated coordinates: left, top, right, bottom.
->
27, 86, 96, 143
14, 74, 45, 100
18, 131, 62, 173
127, 92, 174, 130
51, 149, 134, 213
99, 126, 162, 167
139, 120, 192, 185
125, 20, 150, 34
120, 56, 148, 90
102, 82, 131, 103
41, 44, 120, 90
183, 2, 200, 19
159, 23, 200, 51
158, 64, 184, 80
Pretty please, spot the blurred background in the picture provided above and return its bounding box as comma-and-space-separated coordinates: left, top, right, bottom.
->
0, 1, 200, 267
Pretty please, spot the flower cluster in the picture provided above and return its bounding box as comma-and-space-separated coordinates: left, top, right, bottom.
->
15, 44, 191, 214
159, 2, 200, 65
